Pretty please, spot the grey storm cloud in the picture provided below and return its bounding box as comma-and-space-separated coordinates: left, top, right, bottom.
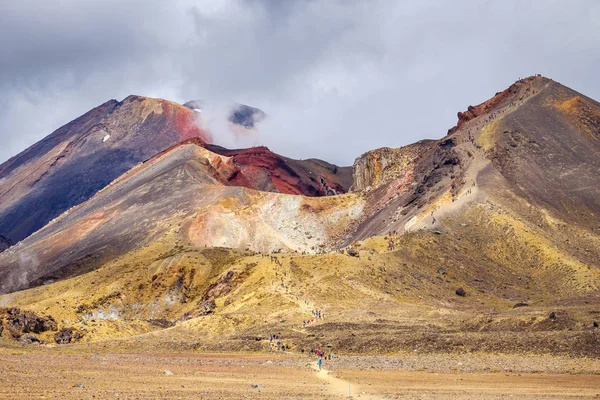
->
1, 0, 599, 165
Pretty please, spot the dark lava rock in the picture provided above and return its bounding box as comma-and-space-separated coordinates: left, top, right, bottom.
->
347, 247, 359, 257
513, 302, 529, 308
147, 319, 175, 328
438, 267, 446, 275
19, 333, 41, 344
549, 312, 558, 321
54, 328, 75, 344
593, 321, 599, 328
455, 287, 466, 297
0, 307, 57, 340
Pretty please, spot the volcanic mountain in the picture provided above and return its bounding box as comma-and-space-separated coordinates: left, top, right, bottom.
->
0, 96, 349, 246
0, 95, 211, 244
0, 75, 599, 356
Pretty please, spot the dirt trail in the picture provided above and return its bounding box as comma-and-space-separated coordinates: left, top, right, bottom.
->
312, 364, 385, 399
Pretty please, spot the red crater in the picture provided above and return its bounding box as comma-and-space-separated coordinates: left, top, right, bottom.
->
205, 145, 352, 196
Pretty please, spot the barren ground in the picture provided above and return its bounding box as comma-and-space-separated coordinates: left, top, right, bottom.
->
0, 346, 598, 399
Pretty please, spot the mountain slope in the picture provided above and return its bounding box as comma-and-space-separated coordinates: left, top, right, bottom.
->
0, 141, 362, 293
0, 96, 211, 244
344, 76, 599, 244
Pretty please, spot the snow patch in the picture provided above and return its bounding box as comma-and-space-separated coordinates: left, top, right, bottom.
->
102, 134, 111, 142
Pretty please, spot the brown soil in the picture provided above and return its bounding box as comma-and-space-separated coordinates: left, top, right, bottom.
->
0, 347, 598, 399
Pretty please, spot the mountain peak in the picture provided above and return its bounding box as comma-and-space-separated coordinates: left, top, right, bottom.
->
447, 75, 550, 135
183, 100, 266, 130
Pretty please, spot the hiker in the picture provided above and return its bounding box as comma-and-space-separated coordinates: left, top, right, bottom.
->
317, 358, 322, 370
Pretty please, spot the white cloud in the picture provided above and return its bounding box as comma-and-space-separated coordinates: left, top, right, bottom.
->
1, 0, 599, 165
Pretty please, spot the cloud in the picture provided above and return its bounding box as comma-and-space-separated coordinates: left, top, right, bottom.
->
1, 0, 599, 165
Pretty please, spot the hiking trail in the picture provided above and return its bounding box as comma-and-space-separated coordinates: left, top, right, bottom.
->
312, 364, 384, 399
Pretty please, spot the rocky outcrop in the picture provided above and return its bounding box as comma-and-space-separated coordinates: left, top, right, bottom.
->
54, 327, 83, 344
181, 270, 240, 320
350, 143, 430, 192
0, 307, 57, 341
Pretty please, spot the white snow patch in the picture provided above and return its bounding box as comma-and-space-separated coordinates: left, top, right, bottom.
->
102, 134, 111, 143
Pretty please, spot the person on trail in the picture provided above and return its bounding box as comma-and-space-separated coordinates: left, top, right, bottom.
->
317, 358, 323, 370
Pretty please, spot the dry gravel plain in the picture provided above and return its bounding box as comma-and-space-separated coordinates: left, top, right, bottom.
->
0, 347, 599, 399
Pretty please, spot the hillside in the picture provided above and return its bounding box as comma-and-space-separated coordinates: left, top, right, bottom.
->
0, 141, 362, 294
0, 96, 212, 244
0, 75, 599, 357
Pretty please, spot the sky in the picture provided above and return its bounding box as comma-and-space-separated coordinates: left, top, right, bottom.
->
1, 0, 599, 166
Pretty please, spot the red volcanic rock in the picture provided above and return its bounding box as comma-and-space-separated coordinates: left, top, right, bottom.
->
205, 145, 352, 196
448, 79, 524, 134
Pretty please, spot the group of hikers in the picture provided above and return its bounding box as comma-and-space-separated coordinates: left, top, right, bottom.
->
302, 308, 324, 327
313, 348, 335, 370
263, 252, 338, 371
268, 334, 290, 352
459, 78, 537, 150
451, 181, 476, 203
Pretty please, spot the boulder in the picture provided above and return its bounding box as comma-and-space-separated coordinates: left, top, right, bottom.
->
455, 287, 466, 297
54, 328, 74, 344
19, 333, 40, 344
347, 247, 359, 257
